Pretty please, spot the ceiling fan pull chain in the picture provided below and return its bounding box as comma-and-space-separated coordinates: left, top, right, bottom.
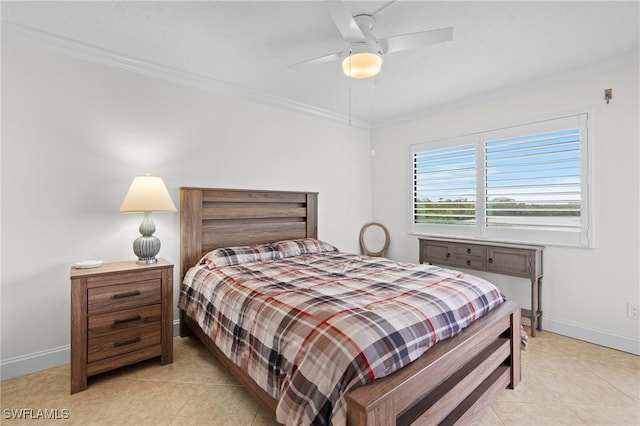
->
370, 77, 375, 123
348, 50, 352, 126
348, 82, 352, 127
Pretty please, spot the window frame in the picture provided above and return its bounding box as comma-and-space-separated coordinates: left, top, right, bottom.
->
409, 112, 592, 248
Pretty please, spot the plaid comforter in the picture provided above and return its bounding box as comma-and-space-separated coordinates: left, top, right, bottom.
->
178, 252, 504, 426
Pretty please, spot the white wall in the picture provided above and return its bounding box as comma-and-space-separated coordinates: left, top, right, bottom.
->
0, 40, 372, 377
371, 62, 640, 354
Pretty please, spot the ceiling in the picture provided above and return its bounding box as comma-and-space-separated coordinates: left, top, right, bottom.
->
3, 1, 639, 128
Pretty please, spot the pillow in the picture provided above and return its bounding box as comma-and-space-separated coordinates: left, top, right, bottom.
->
274, 238, 338, 258
200, 243, 282, 268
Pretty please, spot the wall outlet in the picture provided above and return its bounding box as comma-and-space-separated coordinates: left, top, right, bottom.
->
628, 302, 640, 320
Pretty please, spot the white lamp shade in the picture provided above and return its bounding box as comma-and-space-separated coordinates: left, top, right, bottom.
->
341, 51, 383, 79
119, 174, 177, 213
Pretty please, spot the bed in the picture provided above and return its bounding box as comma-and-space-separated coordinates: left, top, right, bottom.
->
178, 187, 521, 426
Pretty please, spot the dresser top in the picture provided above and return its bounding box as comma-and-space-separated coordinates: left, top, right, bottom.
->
418, 236, 544, 251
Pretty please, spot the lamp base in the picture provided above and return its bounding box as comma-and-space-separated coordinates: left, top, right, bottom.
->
132, 212, 161, 264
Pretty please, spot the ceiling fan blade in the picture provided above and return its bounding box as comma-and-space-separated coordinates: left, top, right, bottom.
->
287, 51, 343, 69
327, 1, 366, 42
380, 27, 453, 54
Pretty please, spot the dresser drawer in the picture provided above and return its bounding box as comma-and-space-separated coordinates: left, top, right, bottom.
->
88, 304, 161, 336
88, 280, 161, 314
451, 256, 487, 270
87, 323, 161, 363
451, 244, 487, 258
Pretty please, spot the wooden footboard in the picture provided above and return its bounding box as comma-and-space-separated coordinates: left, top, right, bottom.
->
180, 301, 520, 426
346, 300, 521, 426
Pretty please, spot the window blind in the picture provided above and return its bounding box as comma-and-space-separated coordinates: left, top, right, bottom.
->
413, 144, 476, 225
485, 128, 582, 231
410, 113, 590, 247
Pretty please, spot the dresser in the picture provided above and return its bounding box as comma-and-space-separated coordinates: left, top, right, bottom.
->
419, 238, 543, 336
70, 259, 173, 393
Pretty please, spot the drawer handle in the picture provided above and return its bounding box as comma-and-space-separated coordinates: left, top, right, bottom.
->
113, 315, 141, 325
489, 258, 494, 264
466, 248, 471, 254
446, 253, 451, 258
112, 290, 141, 299
114, 337, 141, 348
466, 260, 471, 266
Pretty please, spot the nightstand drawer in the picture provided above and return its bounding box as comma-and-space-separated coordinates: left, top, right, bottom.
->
88, 323, 161, 363
88, 304, 161, 336
88, 280, 160, 314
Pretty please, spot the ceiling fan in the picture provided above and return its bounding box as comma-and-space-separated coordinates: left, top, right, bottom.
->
289, 1, 454, 79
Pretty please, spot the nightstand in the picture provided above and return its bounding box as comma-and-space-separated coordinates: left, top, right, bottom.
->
70, 259, 173, 394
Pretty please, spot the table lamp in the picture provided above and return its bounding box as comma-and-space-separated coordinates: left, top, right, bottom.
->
119, 174, 176, 264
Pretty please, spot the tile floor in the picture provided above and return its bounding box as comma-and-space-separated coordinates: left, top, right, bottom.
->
1, 329, 638, 425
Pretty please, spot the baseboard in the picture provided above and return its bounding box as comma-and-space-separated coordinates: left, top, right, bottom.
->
173, 319, 180, 337
0, 345, 70, 381
1, 320, 183, 381
543, 317, 640, 355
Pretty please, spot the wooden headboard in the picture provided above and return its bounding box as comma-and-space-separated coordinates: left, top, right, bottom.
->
180, 187, 318, 279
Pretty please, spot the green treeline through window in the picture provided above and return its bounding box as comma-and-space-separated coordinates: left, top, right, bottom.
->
414, 200, 580, 224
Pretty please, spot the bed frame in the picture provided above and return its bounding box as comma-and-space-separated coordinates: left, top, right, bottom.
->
179, 187, 521, 426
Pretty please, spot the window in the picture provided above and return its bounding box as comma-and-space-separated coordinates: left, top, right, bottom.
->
414, 143, 477, 225
410, 113, 590, 247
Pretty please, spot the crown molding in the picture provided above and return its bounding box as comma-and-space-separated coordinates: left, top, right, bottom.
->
2, 21, 372, 130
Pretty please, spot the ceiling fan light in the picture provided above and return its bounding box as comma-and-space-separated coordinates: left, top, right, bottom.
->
342, 52, 383, 79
